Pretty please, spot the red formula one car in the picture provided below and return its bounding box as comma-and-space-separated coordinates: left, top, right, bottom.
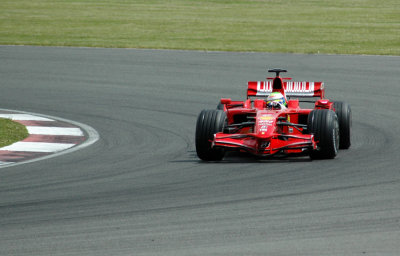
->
195, 69, 351, 161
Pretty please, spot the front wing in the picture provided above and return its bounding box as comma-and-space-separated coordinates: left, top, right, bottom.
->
213, 132, 317, 156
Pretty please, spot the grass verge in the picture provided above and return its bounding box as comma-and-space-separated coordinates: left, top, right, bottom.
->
0, 0, 399, 55
0, 119, 29, 148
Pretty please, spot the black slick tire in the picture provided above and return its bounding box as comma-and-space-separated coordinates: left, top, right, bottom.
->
308, 109, 340, 159
195, 110, 226, 161
333, 101, 351, 149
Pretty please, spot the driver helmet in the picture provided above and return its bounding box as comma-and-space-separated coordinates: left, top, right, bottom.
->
266, 92, 287, 108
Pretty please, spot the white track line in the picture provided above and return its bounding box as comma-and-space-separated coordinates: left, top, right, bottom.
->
1, 142, 76, 153
0, 161, 13, 165
0, 114, 54, 121
26, 126, 84, 136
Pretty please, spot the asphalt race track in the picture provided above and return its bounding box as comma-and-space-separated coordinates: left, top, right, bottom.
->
1, 46, 399, 256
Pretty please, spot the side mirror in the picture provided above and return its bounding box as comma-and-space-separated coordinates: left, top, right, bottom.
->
220, 98, 232, 105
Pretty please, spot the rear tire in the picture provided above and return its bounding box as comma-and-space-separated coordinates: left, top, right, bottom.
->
308, 109, 339, 159
195, 110, 226, 161
334, 101, 351, 149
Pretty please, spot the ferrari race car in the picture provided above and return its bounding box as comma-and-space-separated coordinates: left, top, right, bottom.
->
195, 68, 351, 161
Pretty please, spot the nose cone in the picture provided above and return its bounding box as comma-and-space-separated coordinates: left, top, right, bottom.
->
256, 112, 277, 137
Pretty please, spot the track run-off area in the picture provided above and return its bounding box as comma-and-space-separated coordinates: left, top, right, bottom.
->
1, 46, 399, 255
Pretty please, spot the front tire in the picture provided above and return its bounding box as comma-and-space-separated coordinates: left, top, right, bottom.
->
334, 101, 351, 149
195, 110, 226, 161
308, 109, 339, 159
216, 102, 224, 110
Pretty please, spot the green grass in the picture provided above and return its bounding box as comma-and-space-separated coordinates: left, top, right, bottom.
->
0, 0, 399, 55
0, 118, 29, 148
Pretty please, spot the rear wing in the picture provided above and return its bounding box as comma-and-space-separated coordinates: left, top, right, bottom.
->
247, 81, 325, 99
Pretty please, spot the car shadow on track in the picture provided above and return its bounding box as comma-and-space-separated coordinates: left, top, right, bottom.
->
171, 151, 313, 164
